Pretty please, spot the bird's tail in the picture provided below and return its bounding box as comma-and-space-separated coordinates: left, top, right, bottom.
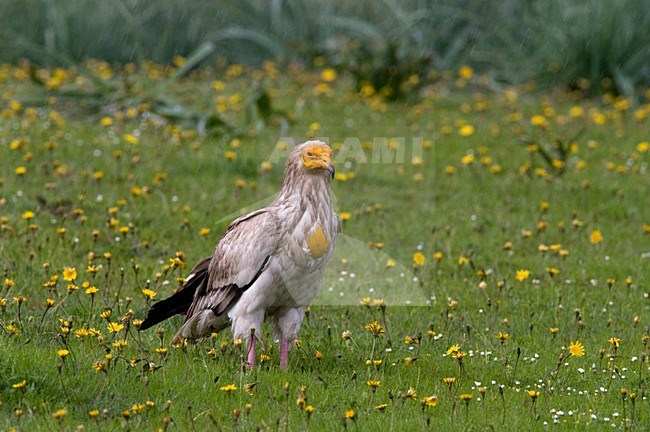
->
140, 257, 211, 331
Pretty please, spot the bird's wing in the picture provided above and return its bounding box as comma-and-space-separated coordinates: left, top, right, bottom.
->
184, 209, 279, 319
140, 257, 211, 330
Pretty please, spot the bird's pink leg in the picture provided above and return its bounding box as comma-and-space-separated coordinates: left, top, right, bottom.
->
247, 337, 256, 368
279, 337, 290, 369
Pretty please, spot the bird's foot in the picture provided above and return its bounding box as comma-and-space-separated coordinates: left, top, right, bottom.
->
246, 337, 256, 368
279, 337, 289, 369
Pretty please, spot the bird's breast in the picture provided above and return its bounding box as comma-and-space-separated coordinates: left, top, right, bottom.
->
282, 206, 335, 263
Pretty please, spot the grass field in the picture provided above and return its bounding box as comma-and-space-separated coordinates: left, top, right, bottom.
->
1, 61, 649, 430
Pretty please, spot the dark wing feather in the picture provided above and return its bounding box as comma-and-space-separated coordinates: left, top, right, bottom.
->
140, 257, 211, 330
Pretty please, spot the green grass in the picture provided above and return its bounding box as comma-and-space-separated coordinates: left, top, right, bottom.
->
1, 62, 649, 430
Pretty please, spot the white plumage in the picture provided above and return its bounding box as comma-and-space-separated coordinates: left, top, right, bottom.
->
141, 140, 339, 368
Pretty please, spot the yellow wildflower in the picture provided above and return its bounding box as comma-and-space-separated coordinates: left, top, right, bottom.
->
220, 384, 237, 392
365, 321, 385, 337
569, 341, 585, 357
458, 65, 474, 80
515, 269, 530, 282
142, 288, 157, 299
608, 337, 621, 348
446, 344, 460, 355
459, 124, 475, 137
52, 409, 67, 420
421, 395, 438, 407
321, 68, 337, 82
413, 251, 426, 268
12, 379, 27, 389
62, 267, 77, 281
589, 230, 603, 244
107, 322, 124, 333
530, 115, 548, 127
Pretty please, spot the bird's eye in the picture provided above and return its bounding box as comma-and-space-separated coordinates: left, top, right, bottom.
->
306, 151, 314, 157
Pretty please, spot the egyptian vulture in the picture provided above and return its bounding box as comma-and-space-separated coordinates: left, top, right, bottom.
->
141, 140, 339, 369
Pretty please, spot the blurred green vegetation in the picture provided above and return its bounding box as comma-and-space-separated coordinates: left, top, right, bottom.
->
1, 0, 649, 98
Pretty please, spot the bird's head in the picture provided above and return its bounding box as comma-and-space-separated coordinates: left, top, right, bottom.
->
297, 141, 335, 179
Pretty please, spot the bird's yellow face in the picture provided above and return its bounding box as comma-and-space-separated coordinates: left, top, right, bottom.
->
301, 145, 335, 177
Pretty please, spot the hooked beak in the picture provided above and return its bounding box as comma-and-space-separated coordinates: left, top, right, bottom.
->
327, 163, 335, 179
